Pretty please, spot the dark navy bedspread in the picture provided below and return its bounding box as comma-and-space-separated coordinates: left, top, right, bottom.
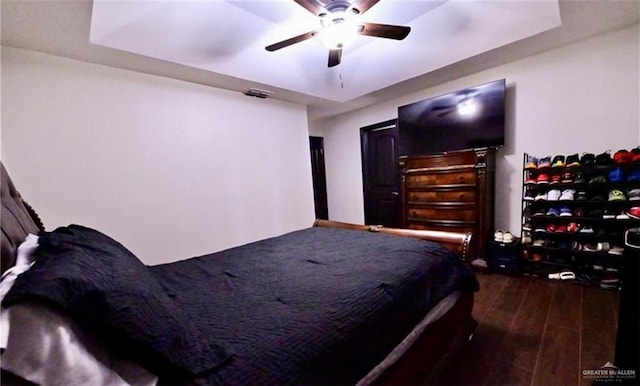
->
150, 227, 479, 385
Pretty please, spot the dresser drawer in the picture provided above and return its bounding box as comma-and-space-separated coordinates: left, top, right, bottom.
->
407, 189, 476, 203
407, 222, 473, 234
407, 206, 476, 222
402, 151, 478, 169
406, 171, 476, 188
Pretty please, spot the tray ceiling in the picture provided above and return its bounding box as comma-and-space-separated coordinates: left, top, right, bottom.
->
89, 0, 561, 102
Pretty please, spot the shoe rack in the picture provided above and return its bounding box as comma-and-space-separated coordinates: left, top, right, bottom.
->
519, 149, 640, 289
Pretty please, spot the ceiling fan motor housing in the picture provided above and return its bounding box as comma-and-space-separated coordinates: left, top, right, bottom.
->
319, 1, 359, 28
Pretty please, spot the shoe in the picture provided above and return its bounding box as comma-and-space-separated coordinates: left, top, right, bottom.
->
631, 147, 640, 162
522, 222, 532, 231
503, 232, 515, 243
546, 223, 556, 233
559, 189, 575, 201
532, 252, 543, 261
595, 150, 613, 167
574, 172, 586, 184
547, 189, 561, 201
561, 172, 574, 183
534, 223, 547, 232
588, 208, 603, 217
524, 188, 537, 201
616, 211, 630, 220
591, 194, 605, 202
533, 208, 547, 217
536, 173, 550, 184
546, 207, 560, 217
613, 149, 631, 165
627, 170, 640, 182
571, 241, 583, 251
608, 245, 625, 255
583, 243, 598, 252
550, 173, 562, 184
608, 189, 627, 202
600, 275, 620, 289
580, 226, 595, 234
559, 206, 572, 217
565, 153, 580, 168
597, 242, 611, 252
549, 271, 576, 280
628, 188, 640, 201
535, 191, 548, 201
602, 208, 616, 219
627, 207, 640, 219
522, 231, 532, 244
556, 224, 568, 233
575, 191, 589, 202
525, 155, 538, 170
525, 174, 537, 184
574, 207, 586, 217
533, 239, 545, 247
494, 229, 505, 242
538, 156, 552, 169
567, 222, 580, 232
608, 166, 624, 182
551, 155, 565, 168
589, 175, 607, 184
581, 152, 595, 166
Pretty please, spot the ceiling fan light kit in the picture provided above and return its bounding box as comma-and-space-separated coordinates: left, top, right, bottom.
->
265, 0, 411, 67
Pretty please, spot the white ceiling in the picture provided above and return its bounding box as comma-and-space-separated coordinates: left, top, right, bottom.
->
2, 1, 639, 120
89, 0, 561, 102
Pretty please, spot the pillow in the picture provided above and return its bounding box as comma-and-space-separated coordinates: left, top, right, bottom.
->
3, 225, 230, 377
2, 302, 158, 386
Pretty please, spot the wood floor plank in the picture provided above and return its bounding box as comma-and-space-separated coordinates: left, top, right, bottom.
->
582, 288, 618, 348
474, 273, 509, 313
496, 278, 554, 372
491, 276, 531, 314
581, 284, 618, 386
484, 359, 534, 386
546, 282, 582, 330
532, 325, 581, 386
441, 274, 620, 386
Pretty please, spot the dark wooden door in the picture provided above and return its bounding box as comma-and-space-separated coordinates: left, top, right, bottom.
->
309, 136, 329, 220
361, 119, 402, 228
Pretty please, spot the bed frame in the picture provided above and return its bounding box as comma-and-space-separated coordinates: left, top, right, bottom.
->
313, 219, 476, 385
1, 163, 476, 386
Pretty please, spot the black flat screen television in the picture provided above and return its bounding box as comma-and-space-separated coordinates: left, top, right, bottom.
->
397, 79, 506, 156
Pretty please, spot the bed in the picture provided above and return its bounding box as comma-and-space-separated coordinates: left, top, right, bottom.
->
0, 162, 479, 386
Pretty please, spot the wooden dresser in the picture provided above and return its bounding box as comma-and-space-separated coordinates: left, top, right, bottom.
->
399, 148, 496, 262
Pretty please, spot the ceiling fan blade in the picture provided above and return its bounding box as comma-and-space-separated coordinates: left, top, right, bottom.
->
294, 0, 323, 15
359, 22, 411, 40
328, 48, 342, 67
265, 30, 317, 51
351, 0, 381, 15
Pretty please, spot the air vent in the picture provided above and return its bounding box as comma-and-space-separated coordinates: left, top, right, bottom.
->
243, 88, 273, 99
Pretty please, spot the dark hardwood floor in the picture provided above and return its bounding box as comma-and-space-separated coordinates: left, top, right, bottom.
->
438, 273, 620, 386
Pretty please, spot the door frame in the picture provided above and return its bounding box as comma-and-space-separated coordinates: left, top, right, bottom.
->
360, 118, 399, 226
309, 136, 329, 220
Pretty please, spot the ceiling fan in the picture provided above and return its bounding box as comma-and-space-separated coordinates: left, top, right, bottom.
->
265, 0, 411, 67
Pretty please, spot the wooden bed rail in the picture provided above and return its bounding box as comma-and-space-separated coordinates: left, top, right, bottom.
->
313, 219, 472, 262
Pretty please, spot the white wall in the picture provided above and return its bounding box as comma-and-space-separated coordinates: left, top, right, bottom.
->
1, 46, 316, 265
317, 25, 639, 235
